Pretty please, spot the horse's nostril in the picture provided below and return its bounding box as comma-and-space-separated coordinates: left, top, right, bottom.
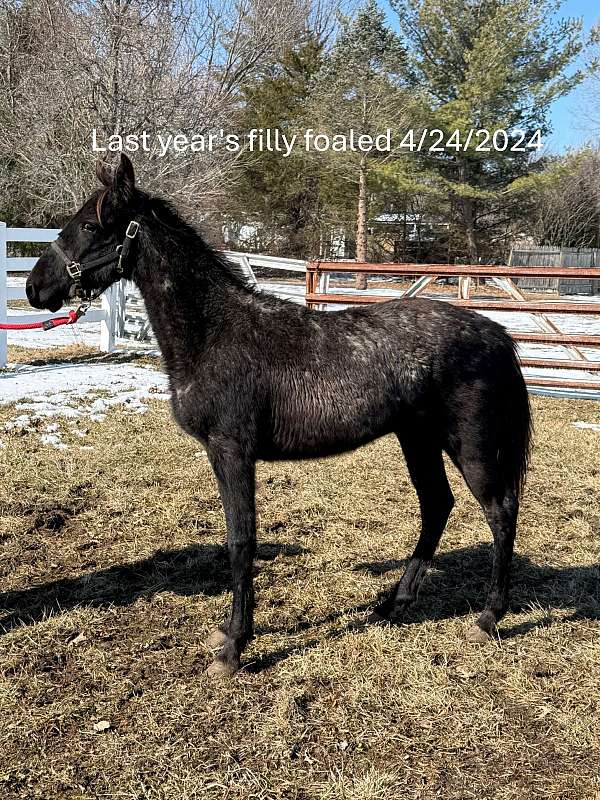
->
26, 280, 35, 301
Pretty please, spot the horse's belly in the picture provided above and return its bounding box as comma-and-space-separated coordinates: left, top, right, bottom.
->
262, 388, 401, 459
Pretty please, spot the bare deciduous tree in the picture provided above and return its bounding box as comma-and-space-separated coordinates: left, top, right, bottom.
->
0, 0, 312, 224
525, 149, 600, 248
581, 21, 600, 141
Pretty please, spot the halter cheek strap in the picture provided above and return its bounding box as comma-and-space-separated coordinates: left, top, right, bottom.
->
51, 219, 141, 299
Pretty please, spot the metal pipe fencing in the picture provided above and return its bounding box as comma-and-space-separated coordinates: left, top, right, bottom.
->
306, 260, 600, 393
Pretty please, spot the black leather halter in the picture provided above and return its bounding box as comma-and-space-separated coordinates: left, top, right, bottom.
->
51, 219, 140, 299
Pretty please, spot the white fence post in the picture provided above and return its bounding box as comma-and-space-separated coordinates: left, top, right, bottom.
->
100, 283, 116, 353
115, 279, 127, 337
0, 222, 7, 367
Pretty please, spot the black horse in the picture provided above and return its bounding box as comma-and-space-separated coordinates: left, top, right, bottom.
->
27, 155, 532, 676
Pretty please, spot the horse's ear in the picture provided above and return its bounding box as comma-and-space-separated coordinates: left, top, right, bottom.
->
113, 153, 136, 204
96, 159, 113, 188
96, 154, 136, 204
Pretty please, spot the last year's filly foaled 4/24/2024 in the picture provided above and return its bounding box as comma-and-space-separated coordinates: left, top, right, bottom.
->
26, 154, 532, 678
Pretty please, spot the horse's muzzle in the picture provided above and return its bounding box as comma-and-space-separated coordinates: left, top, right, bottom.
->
26, 273, 64, 312
25, 278, 36, 304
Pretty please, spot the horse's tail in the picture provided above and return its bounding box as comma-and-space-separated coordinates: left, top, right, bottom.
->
498, 335, 533, 501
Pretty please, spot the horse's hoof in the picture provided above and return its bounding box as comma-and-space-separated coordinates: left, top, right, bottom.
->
367, 610, 389, 625
466, 624, 492, 644
204, 628, 229, 650
206, 658, 238, 678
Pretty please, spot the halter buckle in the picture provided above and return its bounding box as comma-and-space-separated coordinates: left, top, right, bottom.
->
126, 221, 140, 239
66, 262, 82, 280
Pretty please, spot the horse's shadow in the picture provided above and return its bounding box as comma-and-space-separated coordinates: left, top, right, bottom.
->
0, 541, 306, 635
246, 544, 599, 671
1, 542, 598, 671
355, 545, 600, 631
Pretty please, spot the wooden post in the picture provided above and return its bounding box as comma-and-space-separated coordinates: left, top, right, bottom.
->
240, 255, 259, 287
306, 263, 312, 308
458, 276, 471, 299
317, 273, 330, 311
0, 223, 7, 367
306, 261, 320, 309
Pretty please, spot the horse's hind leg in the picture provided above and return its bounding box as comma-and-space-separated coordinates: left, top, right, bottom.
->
470, 492, 518, 642
373, 429, 454, 621
449, 448, 519, 642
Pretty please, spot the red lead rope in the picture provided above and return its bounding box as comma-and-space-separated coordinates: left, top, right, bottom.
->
0, 309, 82, 331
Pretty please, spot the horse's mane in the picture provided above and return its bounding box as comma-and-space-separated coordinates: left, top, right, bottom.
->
142, 193, 254, 290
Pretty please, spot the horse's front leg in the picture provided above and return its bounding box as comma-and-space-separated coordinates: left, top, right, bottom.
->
205, 443, 256, 677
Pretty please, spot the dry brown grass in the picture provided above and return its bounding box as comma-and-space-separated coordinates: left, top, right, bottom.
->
5, 343, 98, 366
4, 344, 161, 369
0, 362, 599, 799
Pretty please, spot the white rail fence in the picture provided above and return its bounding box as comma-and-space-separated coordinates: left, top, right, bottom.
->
0, 223, 308, 365
0, 223, 121, 366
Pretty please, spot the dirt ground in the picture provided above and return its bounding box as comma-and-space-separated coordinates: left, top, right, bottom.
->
1, 351, 599, 800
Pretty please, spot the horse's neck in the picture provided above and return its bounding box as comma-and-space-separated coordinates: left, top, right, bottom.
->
132, 237, 245, 379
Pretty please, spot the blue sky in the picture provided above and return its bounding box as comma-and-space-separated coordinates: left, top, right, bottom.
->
382, 0, 599, 153
547, 0, 598, 152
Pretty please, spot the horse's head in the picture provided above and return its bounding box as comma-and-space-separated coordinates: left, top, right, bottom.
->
27, 154, 139, 312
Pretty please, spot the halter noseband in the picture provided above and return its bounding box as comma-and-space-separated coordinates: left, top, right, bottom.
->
51, 219, 141, 300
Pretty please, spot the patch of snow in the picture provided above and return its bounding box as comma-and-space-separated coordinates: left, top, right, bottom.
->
0, 361, 170, 448
4, 414, 35, 432
1, 362, 169, 411
6, 317, 103, 349
40, 432, 68, 449
572, 421, 600, 432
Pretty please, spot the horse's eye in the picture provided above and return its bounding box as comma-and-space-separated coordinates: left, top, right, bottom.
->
82, 222, 97, 232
